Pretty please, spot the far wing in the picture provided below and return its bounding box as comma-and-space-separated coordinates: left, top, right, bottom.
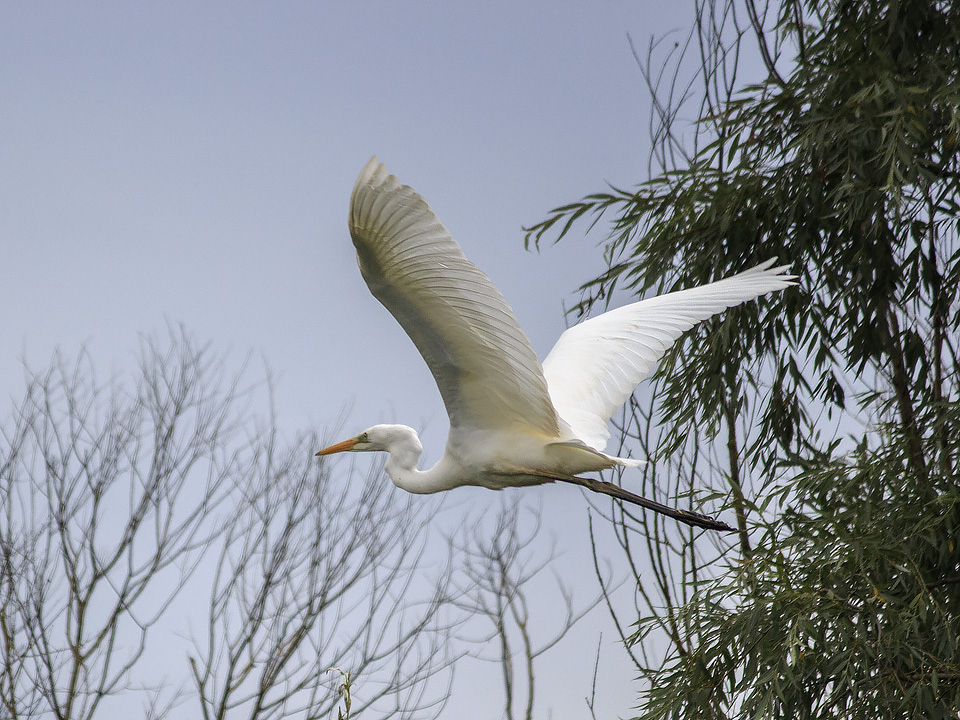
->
349, 157, 559, 436
542, 260, 795, 450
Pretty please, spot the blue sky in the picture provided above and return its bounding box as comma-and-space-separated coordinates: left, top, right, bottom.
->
2, 3, 700, 717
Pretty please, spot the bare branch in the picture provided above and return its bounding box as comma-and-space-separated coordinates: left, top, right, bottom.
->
0, 328, 244, 720
188, 426, 455, 720
450, 499, 602, 720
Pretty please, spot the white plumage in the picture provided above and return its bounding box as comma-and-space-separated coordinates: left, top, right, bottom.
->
349, 157, 559, 438
543, 259, 791, 451
317, 157, 795, 531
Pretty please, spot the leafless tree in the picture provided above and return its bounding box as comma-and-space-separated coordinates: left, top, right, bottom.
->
0, 330, 242, 720
449, 499, 600, 720
188, 427, 456, 720
0, 330, 459, 720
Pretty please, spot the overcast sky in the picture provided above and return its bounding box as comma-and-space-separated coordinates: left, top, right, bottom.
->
3, 3, 701, 718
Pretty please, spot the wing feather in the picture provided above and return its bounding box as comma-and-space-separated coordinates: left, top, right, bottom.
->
542, 260, 795, 450
349, 157, 560, 436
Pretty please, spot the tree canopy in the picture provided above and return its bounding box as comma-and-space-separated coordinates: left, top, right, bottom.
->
527, 1, 960, 717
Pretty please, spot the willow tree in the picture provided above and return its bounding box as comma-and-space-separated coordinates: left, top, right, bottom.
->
527, 1, 960, 717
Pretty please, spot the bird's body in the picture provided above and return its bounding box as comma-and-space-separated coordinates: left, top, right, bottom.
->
376, 424, 625, 493
318, 157, 795, 531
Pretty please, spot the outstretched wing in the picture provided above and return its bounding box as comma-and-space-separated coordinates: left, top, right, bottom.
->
542, 260, 795, 450
349, 157, 560, 436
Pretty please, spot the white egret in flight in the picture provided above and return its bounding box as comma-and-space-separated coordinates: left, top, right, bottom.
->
318, 157, 794, 531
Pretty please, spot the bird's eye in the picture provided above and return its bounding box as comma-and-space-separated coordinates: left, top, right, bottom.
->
357, 432, 368, 443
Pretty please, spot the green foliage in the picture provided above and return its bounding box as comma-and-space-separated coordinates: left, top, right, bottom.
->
528, 0, 960, 717
642, 423, 960, 719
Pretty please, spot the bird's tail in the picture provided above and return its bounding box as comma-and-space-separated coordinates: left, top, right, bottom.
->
546, 439, 645, 470
607, 454, 644, 468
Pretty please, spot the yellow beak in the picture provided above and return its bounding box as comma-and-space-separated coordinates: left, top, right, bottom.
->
315, 437, 359, 456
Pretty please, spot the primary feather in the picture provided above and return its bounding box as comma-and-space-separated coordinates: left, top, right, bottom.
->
349, 156, 560, 436
542, 259, 795, 451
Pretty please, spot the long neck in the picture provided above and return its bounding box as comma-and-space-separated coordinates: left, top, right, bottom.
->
382, 431, 454, 495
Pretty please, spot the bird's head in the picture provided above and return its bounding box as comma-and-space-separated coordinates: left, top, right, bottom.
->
315, 424, 421, 457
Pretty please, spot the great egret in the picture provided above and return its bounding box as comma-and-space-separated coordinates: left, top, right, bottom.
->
317, 157, 794, 531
